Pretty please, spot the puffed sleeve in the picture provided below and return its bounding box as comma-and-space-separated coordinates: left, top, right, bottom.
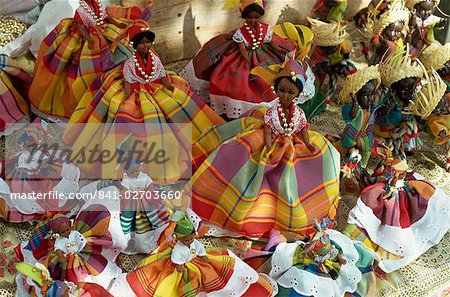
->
295, 106, 308, 131
264, 106, 276, 133
152, 55, 167, 81
264, 25, 273, 43
195, 240, 207, 256
232, 28, 245, 43
123, 58, 135, 84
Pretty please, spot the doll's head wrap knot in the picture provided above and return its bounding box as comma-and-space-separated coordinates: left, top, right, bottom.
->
339, 65, 381, 104
273, 22, 313, 61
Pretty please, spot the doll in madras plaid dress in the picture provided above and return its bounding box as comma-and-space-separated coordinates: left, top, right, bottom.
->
406, 0, 447, 58
28, 0, 131, 121
109, 210, 275, 297
179, 0, 296, 119
421, 43, 450, 171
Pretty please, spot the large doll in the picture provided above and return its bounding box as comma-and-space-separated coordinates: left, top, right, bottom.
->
307, 17, 356, 117
190, 57, 340, 238
0, 55, 31, 137
28, 0, 131, 121
179, 0, 295, 119
421, 43, 450, 171
366, 3, 410, 65
406, 0, 447, 58
335, 65, 382, 168
109, 211, 275, 297
63, 20, 224, 181
347, 144, 450, 273
269, 219, 376, 297
16, 212, 122, 289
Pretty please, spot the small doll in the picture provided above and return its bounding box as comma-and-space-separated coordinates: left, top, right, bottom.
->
406, 0, 447, 58
375, 49, 428, 157
311, 0, 348, 22
354, 0, 396, 28
180, 0, 295, 118
190, 57, 340, 238
269, 218, 376, 297
15, 261, 114, 297
421, 43, 450, 171
109, 210, 274, 297
366, 3, 410, 65
347, 144, 450, 273
336, 65, 382, 167
307, 17, 356, 115
0, 55, 31, 137
63, 20, 223, 180
28, 0, 131, 120
17, 213, 122, 289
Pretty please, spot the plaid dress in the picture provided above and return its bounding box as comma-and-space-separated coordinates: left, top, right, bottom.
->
191, 106, 340, 238
29, 1, 131, 119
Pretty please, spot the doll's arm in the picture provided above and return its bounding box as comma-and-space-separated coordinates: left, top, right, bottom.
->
124, 81, 132, 97
55, 249, 67, 265
349, 93, 359, 119
238, 42, 251, 65
77, 22, 94, 49
264, 124, 273, 148
161, 75, 174, 92
301, 127, 316, 153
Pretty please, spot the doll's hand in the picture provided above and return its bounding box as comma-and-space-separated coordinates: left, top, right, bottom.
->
438, 130, 447, 139
306, 143, 316, 153
176, 264, 185, 273
199, 255, 208, 262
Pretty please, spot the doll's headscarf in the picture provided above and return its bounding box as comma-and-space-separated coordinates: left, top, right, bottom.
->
223, 0, 266, 11
25, 213, 70, 251
251, 51, 307, 87
273, 22, 314, 61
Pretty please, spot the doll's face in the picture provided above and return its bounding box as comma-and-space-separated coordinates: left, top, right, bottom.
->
415, 1, 434, 20
58, 221, 71, 238
124, 166, 140, 179
356, 80, 378, 109
392, 77, 420, 104
179, 233, 195, 246
136, 37, 153, 56
320, 45, 338, 56
382, 21, 404, 42
245, 11, 262, 27
437, 61, 450, 77
276, 78, 300, 108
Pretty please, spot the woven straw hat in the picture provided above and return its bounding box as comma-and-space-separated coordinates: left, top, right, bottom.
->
339, 65, 381, 103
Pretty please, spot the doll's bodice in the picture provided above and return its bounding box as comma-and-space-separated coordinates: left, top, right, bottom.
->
123, 52, 166, 84
170, 239, 207, 265
264, 104, 308, 136
75, 0, 108, 28
121, 172, 153, 191
232, 22, 272, 49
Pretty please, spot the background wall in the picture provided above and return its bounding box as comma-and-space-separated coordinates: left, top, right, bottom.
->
125, 0, 450, 63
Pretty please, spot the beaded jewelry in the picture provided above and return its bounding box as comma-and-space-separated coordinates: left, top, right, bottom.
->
79, 0, 104, 26
132, 50, 156, 83
244, 22, 263, 50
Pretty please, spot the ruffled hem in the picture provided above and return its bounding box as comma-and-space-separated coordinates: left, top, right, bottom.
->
347, 173, 450, 272
270, 230, 370, 297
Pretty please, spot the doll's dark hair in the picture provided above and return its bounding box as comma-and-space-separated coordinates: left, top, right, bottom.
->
274, 76, 304, 94
241, 3, 265, 18
132, 31, 156, 49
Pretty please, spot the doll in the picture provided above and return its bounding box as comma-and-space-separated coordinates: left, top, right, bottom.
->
0, 54, 31, 137
307, 17, 356, 117
335, 65, 382, 168
15, 261, 114, 297
354, 0, 396, 28
347, 144, 450, 273
189, 57, 340, 238
269, 219, 376, 297
271, 23, 320, 119
366, 3, 410, 65
63, 20, 224, 180
179, 0, 295, 119
406, 0, 447, 58
311, 0, 348, 22
28, 0, 131, 121
421, 43, 450, 171
375, 50, 426, 158
109, 211, 275, 297
16, 213, 122, 289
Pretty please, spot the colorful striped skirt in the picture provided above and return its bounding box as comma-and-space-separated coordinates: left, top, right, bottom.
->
63, 68, 224, 182
191, 107, 341, 238
29, 19, 131, 119
0, 55, 31, 136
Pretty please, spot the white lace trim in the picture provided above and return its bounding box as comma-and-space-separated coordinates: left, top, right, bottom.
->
347, 172, 450, 273
123, 55, 166, 84
209, 94, 277, 118
178, 60, 211, 102
269, 229, 366, 297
